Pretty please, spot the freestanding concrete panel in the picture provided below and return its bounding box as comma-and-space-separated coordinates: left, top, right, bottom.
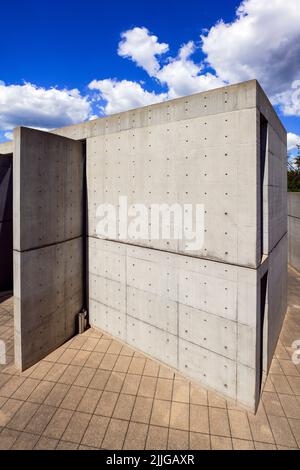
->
0, 154, 13, 293
13, 127, 85, 370
288, 192, 300, 271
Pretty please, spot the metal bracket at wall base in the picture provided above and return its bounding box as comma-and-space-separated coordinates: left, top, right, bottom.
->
78, 309, 88, 334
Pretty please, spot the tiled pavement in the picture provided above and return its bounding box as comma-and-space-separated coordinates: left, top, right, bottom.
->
0, 268, 300, 450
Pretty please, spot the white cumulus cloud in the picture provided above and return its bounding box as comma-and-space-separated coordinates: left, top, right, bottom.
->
118, 27, 169, 76
273, 80, 300, 117
88, 79, 167, 115
4, 132, 13, 141
89, 29, 225, 114
287, 132, 300, 152
104, 2, 300, 116
202, 0, 300, 100
156, 41, 224, 99
0, 81, 91, 131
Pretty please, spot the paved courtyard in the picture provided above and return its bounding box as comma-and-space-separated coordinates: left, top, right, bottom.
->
0, 268, 300, 451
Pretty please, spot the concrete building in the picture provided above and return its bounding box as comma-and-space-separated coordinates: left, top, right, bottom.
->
0, 80, 287, 412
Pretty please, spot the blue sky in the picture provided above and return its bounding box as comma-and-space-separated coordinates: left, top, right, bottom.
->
1, 0, 300, 156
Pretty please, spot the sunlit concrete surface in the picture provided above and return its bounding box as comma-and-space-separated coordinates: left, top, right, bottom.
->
1, 81, 287, 412
0, 267, 299, 450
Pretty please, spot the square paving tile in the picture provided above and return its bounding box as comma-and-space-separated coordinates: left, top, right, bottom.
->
95, 390, 118, 417
209, 407, 231, 437
77, 388, 102, 414
81, 415, 109, 448
113, 394, 135, 421
11, 432, 39, 450
131, 396, 153, 424
123, 422, 148, 450
138, 376, 157, 398
43, 408, 73, 440
268, 415, 297, 448
190, 404, 209, 434
169, 402, 189, 431
168, 429, 189, 449
211, 435, 232, 450
146, 425, 168, 450
189, 432, 210, 450
61, 411, 91, 443
101, 418, 128, 450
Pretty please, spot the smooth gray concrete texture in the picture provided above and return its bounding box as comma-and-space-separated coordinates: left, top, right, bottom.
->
2, 81, 287, 411
88, 234, 287, 411
13, 127, 84, 251
87, 107, 260, 267
264, 234, 288, 372
13, 128, 85, 370
288, 192, 300, 271
0, 154, 13, 292
88, 237, 263, 410
53, 80, 258, 142
261, 119, 287, 256
83, 81, 287, 411
14, 238, 83, 370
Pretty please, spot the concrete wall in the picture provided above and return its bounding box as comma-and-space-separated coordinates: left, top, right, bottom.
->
83, 80, 287, 411
288, 192, 300, 271
89, 238, 263, 407
256, 83, 287, 257
0, 80, 287, 411
87, 107, 259, 267
0, 154, 13, 293
13, 127, 85, 370
265, 235, 288, 372
256, 83, 288, 375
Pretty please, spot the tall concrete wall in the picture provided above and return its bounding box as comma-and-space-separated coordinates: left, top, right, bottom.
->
87, 107, 259, 267
83, 81, 287, 411
288, 192, 300, 271
88, 238, 263, 407
13, 127, 85, 370
0, 154, 13, 293
256, 83, 287, 257
256, 83, 288, 373
1, 80, 287, 411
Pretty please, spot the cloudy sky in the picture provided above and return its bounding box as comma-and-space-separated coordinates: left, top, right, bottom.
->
1, 0, 300, 155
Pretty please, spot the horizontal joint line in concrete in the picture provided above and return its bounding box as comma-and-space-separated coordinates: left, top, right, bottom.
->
84, 105, 258, 139
89, 297, 124, 314
89, 296, 240, 363
14, 234, 83, 254
89, 235, 259, 270
126, 313, 238, 364
90, 280, 238, 324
